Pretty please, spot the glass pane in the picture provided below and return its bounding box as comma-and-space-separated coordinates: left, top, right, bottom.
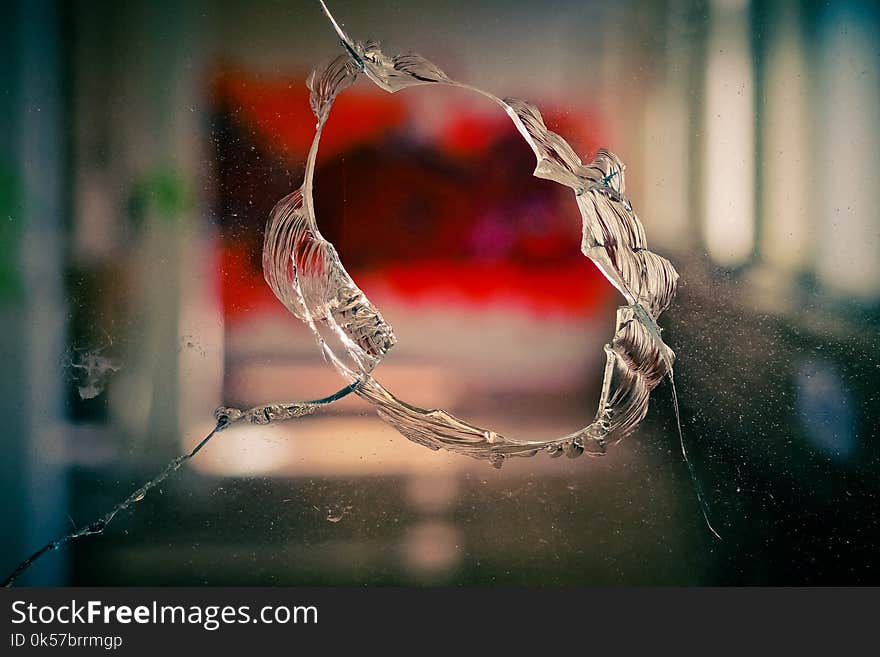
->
2, 0, 878, 586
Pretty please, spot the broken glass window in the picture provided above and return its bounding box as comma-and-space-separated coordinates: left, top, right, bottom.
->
3, 1, 718, 588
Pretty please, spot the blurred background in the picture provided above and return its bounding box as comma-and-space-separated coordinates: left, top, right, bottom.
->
1, 0, 878, 585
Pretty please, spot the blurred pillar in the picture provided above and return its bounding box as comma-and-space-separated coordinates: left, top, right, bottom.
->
760, 0, 813, 275
702, 0, 756, 267
642, 0, 705, 253
69, 0, 219, 459
815, 1, 880, 301
0, 0, 68, 584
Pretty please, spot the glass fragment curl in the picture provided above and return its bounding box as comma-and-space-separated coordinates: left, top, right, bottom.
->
228, 0, 684, 472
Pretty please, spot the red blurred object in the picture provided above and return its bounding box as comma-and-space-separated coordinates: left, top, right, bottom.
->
213, 69, 407, 160
212, 70, 613, 321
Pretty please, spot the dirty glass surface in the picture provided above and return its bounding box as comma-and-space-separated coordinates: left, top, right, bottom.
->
1, 0, 878, 586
